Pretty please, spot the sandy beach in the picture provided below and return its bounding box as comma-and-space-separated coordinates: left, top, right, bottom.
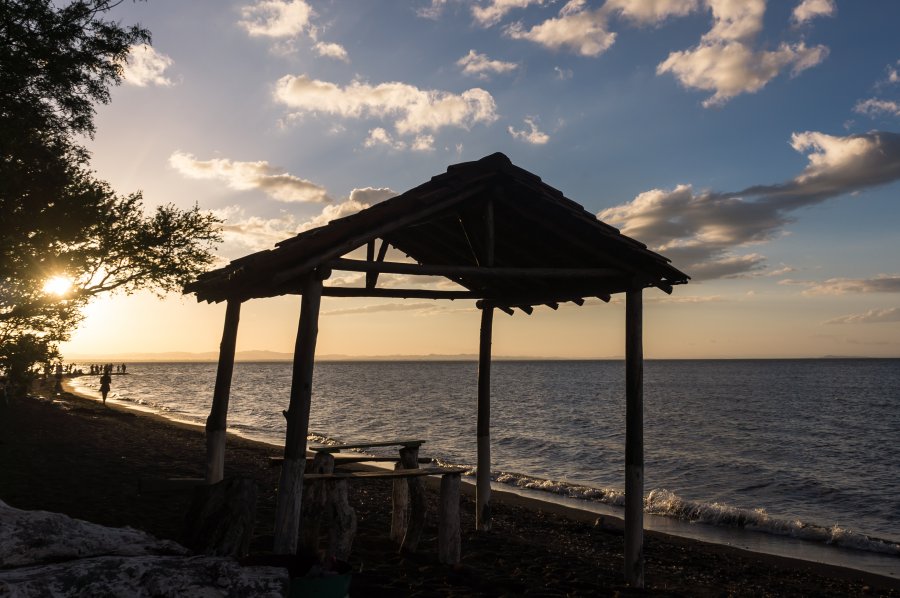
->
1, 380, 898, 596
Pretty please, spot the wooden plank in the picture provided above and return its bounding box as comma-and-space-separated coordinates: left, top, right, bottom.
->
313, 439, 426, 452
273, 273, 323, 555
328, 258, 623, 280
268, 455, 433, 467
624, 287, 644, 588
303, 467, 462, 480
476, 305, 493, 531
205, 299, 241, 484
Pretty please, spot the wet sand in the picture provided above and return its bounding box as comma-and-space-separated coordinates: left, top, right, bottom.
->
1, 382, 897, 596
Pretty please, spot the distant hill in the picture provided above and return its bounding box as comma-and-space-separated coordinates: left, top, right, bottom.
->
63, 350, 599, 362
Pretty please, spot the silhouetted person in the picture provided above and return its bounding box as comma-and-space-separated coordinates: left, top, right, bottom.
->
99, 371, 112, 405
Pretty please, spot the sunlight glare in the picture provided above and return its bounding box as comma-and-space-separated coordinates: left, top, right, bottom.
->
43, 275, 73, 297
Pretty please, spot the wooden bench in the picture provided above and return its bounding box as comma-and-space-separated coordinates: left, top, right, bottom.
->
302, 466, 463, 565
311, 439, 426, 453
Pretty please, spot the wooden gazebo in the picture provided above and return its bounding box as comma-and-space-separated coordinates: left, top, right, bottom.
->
185, 152, 689, 587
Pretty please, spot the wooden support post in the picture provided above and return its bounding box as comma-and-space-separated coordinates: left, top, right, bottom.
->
273, 272, 324, 555
399, 445, 425, 552
438, 472, 461, 565
624, 288, 644, 588
476, 305, 494, 531
205, 299, 241, 484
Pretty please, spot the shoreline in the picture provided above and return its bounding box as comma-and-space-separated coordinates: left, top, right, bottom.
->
63, 379, 900, 581
0, 381, 888, 594
63, 378, 900, 581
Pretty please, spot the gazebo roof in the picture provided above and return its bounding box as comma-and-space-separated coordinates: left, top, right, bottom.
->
185, 152, 689, 308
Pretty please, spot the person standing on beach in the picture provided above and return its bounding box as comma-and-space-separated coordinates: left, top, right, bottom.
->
99, 371, 112, 405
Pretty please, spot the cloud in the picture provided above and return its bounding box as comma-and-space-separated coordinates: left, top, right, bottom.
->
122, 44, 175, 87
826, 307, 900, 325
507, 1, 616, 57
169, 151, 331, 202
239, 0, 312, 38
554, 66, 573, 79
322, 302, 442, 317
417, 0, 451, 20
214, 186, 396, 252
457, 50, 519, 79
792, 0, 836, 25
603, 0, 701, 26
508, 117, 550, 144
364, 128, 434, 152
313, 41, 349, 62
597, 131, 900, 279
657, 0, 828, 106
213, 206, 304, 252
273, 75, 498, 135
798, 275, 900, 296
854, 98, 900, 118
657, 41, 827, 107
473, 0, 547, 27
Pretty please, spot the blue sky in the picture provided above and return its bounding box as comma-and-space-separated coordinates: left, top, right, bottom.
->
64, 0, 900, 359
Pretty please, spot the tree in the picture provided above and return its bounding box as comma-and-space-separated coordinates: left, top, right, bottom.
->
1, 1, 222, 395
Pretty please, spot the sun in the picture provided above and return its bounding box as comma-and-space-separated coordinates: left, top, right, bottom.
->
42, 275, 73, 297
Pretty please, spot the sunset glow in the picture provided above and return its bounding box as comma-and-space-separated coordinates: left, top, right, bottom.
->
42, 276, 73, 298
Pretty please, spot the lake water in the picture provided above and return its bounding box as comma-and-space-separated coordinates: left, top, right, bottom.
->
69, 359, 900, 557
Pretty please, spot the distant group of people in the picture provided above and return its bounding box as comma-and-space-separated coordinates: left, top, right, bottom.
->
89, 363, 126, 375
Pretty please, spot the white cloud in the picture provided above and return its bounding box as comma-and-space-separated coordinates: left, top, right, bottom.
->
122, 44, 175, 87
411, 135, 435, 151
313, 41, 349, 62
598, 131, 900, 279
854, 98, 900, 118
417, 0, 451, 20
603, 0, 701, 26
323, 302, 443, 317
800, 276, 900, 296
364, 127, 406, 150
554, 66, 573, 80
889, 61, 900, 85
239, 0, 312, 38
457, 50, 519, 79
169, 151, 330, 202
657, 0, 827, 106
364, 128, 434, 152
826, 307, 900, 325
792, 0, 836, 25
508, 117, 550, 144
507, 2, 616, 57
273, 75, 498, 135
658, 41, 827, 107
214, 206, 304, 252
473, 0, 546, 27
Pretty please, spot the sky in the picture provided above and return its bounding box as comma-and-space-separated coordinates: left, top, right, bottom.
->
60, 0, 900, 359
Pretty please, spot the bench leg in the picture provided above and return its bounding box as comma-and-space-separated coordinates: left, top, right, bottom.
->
300, 452, 334, 554
438, 473, 461, 565
399, 446, 425, 553
390, 461, 409, 543
327, 479, 356, 562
